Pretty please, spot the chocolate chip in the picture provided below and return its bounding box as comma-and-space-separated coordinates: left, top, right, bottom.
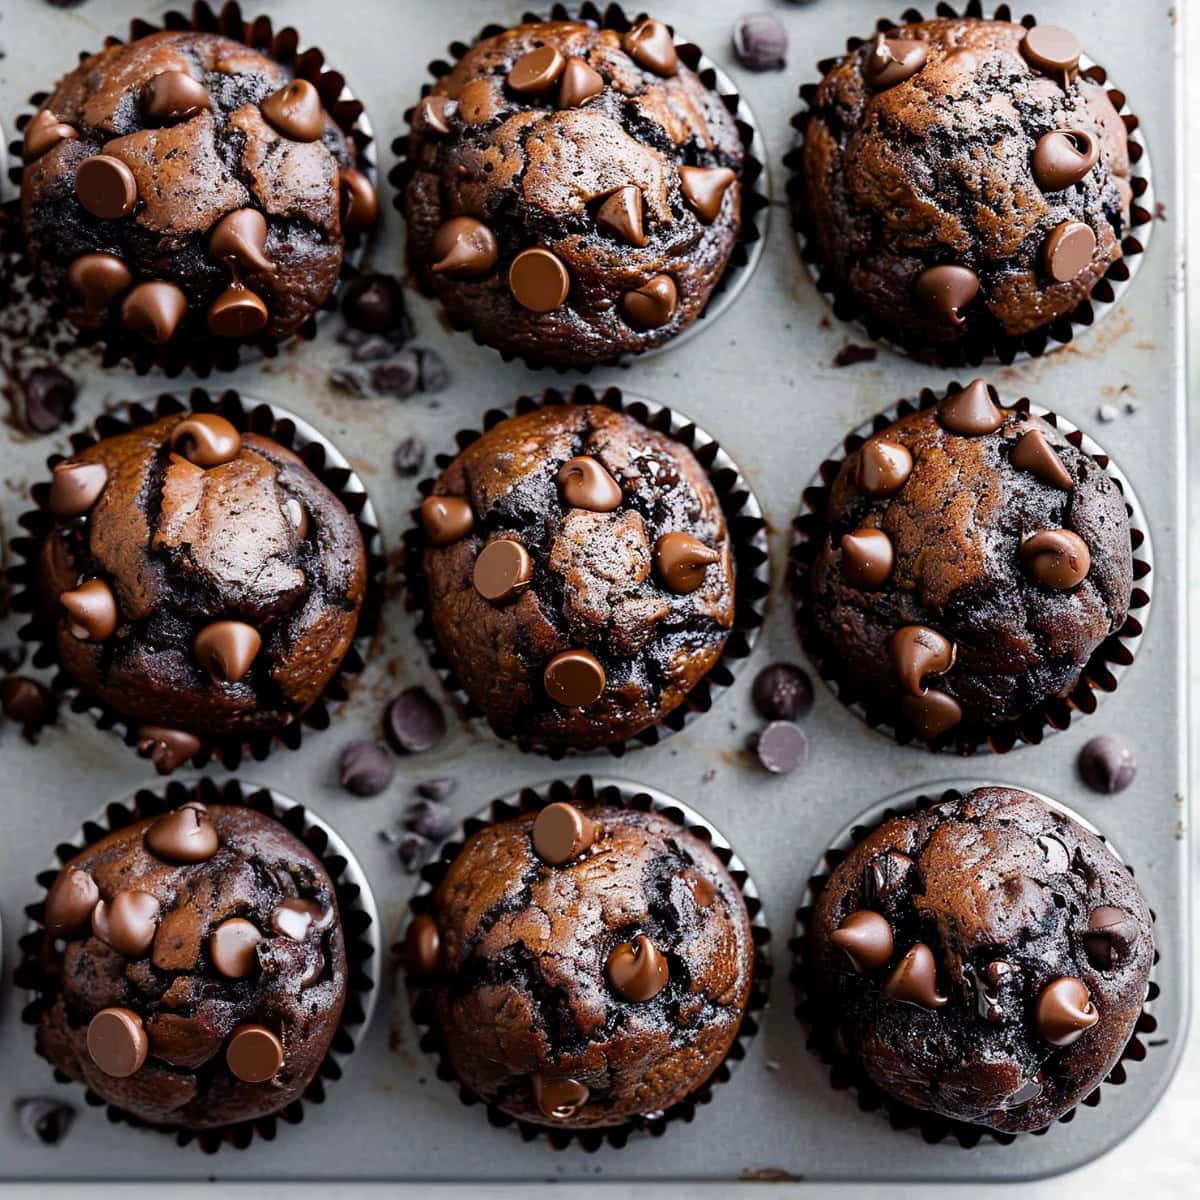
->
840, 528, 893, 589
1032, 129, 1100, 191
863, 850, 913, 906
92, 890, 160, 956
226, 1024, 285, 1082
654, 532, 718, 594
18, 366, 76, 434
48, 460, 108, 516
403, 798, 453, 840
193, 620, 261, 683
1083, 905, 1139, 970
832, 343, 877, 367
143, 70, 210, 123
1011, 429, 1074, 490
596, 186, 646, 247
1, 676, 56, 737
830, 910, 893, 973
532, 802, 598, 865
621, 274, 678, 330
260, 79, 324, 142
402, 913, 440, 977
606, 934, 669, 1001
369, 352, 421, 398
416, 777, 456, 801
890, 625, 955, 696
622, 18, 678, 76
1019, 529, 1091, 590
863, 34, 928, 90
416, 348, 450, 392
121, 281, 188, 344
339, 168, 379, 233
509, 247, 570, 312
854, 437, 912, 496
1077, 735, 1137, 794
329, 365, 372, 398
210, 918, 262, 979
342, 274, 410, 335
474, 538, 533, 604
385, 687, 446, 753
60, 579, 118, 641
420, 495, 473, 545
1020, 25, 1082, 84
136, 726, 202, 775
732, 12, 787, 71
938, 379, 1004, 435
678, 166, 736, 224
43, 866, 99, 936
431, 217, 499, 281
145, 805, 219, 864
22, 109, 77, 162
67, 253, 132, 318
414, 95, 456, 136
913, 264, 979, 326
900, 690, 962, 739
209, 208, 274, 274
351, 335, 396, 362
1034, 977, 1097, 1045
14, 1098, 75, 1145
1044, 220, 1097, 283
393, 436, 426, 476
86, 1008, 148, 1078
207, 285, 269, 338
543, 649, 606, 707
339, 740, 395, 797
751, 663, 814, 721
558, 56, 605, 108
397, 831, 434, 874
508, 46, 566, 95
883, 943, 947, 1008
753, 720, 808, 774
532, 1075, 589, 1121
75, 155, 138, 220
557, 456, 622, 511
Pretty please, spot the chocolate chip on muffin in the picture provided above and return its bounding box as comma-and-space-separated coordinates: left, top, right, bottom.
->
403, 19, 745, 365
20, 31, 376, 355
37, 412, 367, 756
806, 384, 1132, 744
33, 803, 346, 1129
799, 19, 1132, 356
410, 801, 755, 1127
807, 786, 1153, 1132
418, 405, 735, 750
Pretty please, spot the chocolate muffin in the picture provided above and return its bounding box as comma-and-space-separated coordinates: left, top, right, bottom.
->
807, 787, 1153, 1133
37, 411, 367, 763
806, 383, 1133, 746
800, 19, 1132, 357
418, 405, 735, 750
404, 18, 745, 365
33, 802, 347, 1130
20, 30, 377, 358
406, 800, 756, 1128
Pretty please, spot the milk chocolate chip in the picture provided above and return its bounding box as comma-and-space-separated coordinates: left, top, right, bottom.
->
420, 495, 474, 545
169, 413, 241, 467
623, 19, 678, 76
543, 650, 606, 707
60, 579, 118, 642
431, 217, 499, 280
87, 1008, 148, 1078
532, 802, 598, 865
883, 943, 947, 1008
606, 934, 669, 1001
1035, 977, 1098, 1045
48, 461, 108, 517
830, 910, 893, 974
260, 79, 324, 142
194, 620, 262, 684
654, 532, 718, 594
75, 155, 138, 220
145, 804, 219, 864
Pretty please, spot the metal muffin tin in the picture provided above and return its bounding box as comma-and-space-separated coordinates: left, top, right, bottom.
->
0, 0, 1186, 1185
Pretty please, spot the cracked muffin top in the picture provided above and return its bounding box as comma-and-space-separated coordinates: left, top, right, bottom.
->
418, 405, 735, 751
806, 383, 1132, 746
403, 18, 745, 366
20, 30, 377, 356
808, 787, 1153, 1133
33, 802, 347, 1130
407, 801, 755, 1128
800, 18, 1132, 357
37, 412, 367, 761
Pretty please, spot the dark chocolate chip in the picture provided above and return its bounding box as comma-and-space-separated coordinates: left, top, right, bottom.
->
339, 740, 395, 797
369, 352, 421, 399
385, 687, 446, 753
830, 910, 893, 973
1083, 905, 1139, 971
14, 1098, 75, 1146
397, 831, 434, 874
19, 366, 76, 434
753, 720, 808, 774
402, 913, 440, 977
832, 343, 878, 367
403, 798, 453, 840
341, 274, 410, 335
1011, 429, 1074, 490
732, 12, 787, 71
393, 436, 426, 476
751, 663, 814, 722
416, 348, 450, 392
415, 777, 456, 801
1077, 735, 1137, 794
883, 943, 947, 1008
1, 676, 56, 736
1035, 977, 1097, 1046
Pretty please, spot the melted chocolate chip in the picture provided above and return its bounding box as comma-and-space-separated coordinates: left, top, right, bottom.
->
607, 934, 669, 1002
136, 726, 202, 775
1035, 977, 1097, 1045
145, 805, 219, 864
883, 943, 947, 1008
143, 70, 210, 123
1083, 905, 1139, 970
508, 46, 566, 95
864, 35, 928, 90
913, 264, 979, 325
60, 579, 118, 642
1032, 129, 1100, 191
431, 217, 498, 280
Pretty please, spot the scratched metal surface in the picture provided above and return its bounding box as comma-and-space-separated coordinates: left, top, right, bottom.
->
0, 0, 1186, 1184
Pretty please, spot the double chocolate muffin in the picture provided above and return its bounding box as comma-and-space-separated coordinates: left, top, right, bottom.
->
20, 30, 376, 358
405, 800, 756, 1128
418, 405, 735, 751
37, 412, 367, 765
807, 787, 1153, 1133
33, 802, 347, 1130
404, 18, 745, 365
806, 383, 1133, 746
800, 19, 1133, 356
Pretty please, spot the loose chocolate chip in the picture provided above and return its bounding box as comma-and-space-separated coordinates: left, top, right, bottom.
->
474, 538, 533, 604
43, 866, 99, 936
607, 934, 669, 1001
1083, 905, 1139, 970
854, 437, 912, 496
1032, 129, 1100, 191
1011, 429, 1074, 489
397, 831, 434, 874
623, 18, 678, 76
145, 805, 219, 864
92, 890, 160, 956
938, 378, 1005, 435
121, 281, 188, 344
136, 726, 202, 775
48, 460, 108, 516
557, 456, 622, 511
1, 675, 55, 730
416, 778, 456, 801
416, 348, 450, 392
751, 663, 813, 722
621, 274, 678, 330
890, 626, 955, 697
207, 285, 269, 339
403, 797, 453, 839
210, 918, 262, 979
402, 913, 440, 977
830, 910, 893, 973
1044, 220, 1097, 283
509, 247, 570, 312
508, 45, 566, 95
226, 1024, 285, 1083
209, 208, 274, 274
532, 802, 598, 865
339, 740, 395, 797
840, 528, 893, 589
385, 687, 446, 754
193, 620, 261, 684
883, 943, 947, 1008
1019, 529, 1091, 589
900, 689, 962, 739
349, 335, 396, 363
75, 155, 138, 220
342, 274, 409, 335
678, 166, 736, 224
913, 264, 979, 326
863, 34, 928, 90
420, 495, 474, 545
22, 109, 77, 162
67, 253, 133, 318
261, 79, 324, 142
60, 579, 118, 641
368, 352, 420, 399
143, 70, 210, 123
543, 649, 606, 707
339, 168, 379, 233
596, 186, 646, 247
832, 343, 877, 367
1035, 977, 1097, 1046
733, 12, 787, 71
393, 436, 426, 476
14, 1098, 75, 1146
1020, 25, 1082, 84
414, 95, 456, 136
431, 217, 499, 281
654, 532, 718, 594
558, 56, 605, 108
19, 366, 76, 434
753, 720, 808, 774
87, 1008, 149, 1078
532, 1075, 589, 1121
1077, 735, 1137, 794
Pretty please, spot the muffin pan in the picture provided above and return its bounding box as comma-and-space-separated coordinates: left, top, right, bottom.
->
0, 0, 1186, 1185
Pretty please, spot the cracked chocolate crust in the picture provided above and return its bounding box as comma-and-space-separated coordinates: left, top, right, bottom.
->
429, 806, 755, 1127
808, 787, 1153, 1133
405, 20, 744, 365
37, 414, 367, 738
34, 805, 347, 1130
21, 31, 356, 343
808, 403, 1132, 737
421, 405, 735, 750
801, 18, 1131, 346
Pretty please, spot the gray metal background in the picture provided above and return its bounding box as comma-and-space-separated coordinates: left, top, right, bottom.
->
0, 0, 1186, 1184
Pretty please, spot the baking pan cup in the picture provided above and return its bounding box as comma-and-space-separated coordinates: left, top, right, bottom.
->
403, 383, 769, 757
402, 774, 773, 1151
5, 0, 378, 378
8, 388, 386, 772
788, 382, 1153, 755
387, 2, 769, 372
782, 2, 1155, 367
15, 775, 381, 1154
789, 781, 1160, 1149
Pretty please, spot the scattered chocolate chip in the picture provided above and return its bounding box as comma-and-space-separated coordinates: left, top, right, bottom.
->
416, 777, 456, 801
417, 348, 450, 392
393, 436, 426, 476
403, 797, 453, 840
18, 366, 76, 434
329, 365, 372, 398
1077, 735, 1137, 794
14, 1098, 75, 1146
342, 274, 411, 336
368, 352, 420, 398
751, 663, 814, 722
732, 12, 787, 71
1083, 905, 1139, 971
397, 831, 434, 874
832, 343, 877, 367
753, 720, 808, 774
339, 741, 395, 797
385, 687, 446, 754
136, 726, 202, 775
1, 676, 56, 738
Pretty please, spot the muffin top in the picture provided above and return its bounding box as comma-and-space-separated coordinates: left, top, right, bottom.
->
38, 412, 367, 753
20, 31, 376, 351
801, 19, 1131, 353
404, 19, 744, 365
418, 404, 735, 750
412, 802, 755, 1128
807, 385, 1132, 744
808, 787, 1153, 1132
34, 802, 347, 1130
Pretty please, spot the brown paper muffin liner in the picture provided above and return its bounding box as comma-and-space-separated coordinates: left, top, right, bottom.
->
783, 2, 1155, 367
8, 388, 386, 771
403, 774, 772, 1151
4, 0, 378, 378
15, 776, 381, 1154
404, 383, 769, 757
387, 2, 770, 372
789, 781, 1161, 1148
788, 382, 1153, 755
